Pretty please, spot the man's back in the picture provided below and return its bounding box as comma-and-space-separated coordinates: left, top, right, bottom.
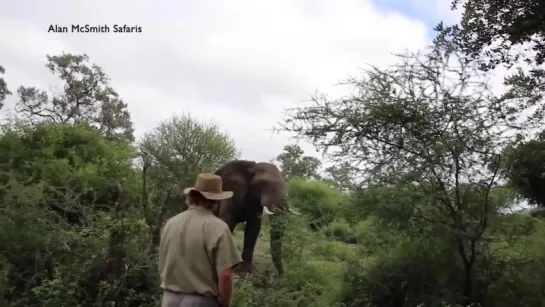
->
158, 206, 235, 297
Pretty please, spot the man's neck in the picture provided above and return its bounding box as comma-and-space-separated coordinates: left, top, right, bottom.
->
188, 205, 214, 215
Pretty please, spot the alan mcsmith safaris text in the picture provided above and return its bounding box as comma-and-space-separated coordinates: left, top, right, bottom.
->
48, 24, 142, 33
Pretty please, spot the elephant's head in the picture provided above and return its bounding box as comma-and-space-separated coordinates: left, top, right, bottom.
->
251, 163, 301, 217
250, 163, 300, 275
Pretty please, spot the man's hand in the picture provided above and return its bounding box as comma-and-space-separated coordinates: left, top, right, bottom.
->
218, 268, 233, 307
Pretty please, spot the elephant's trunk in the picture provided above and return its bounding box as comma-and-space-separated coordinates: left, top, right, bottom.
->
269, 214, 285, 275
260, 190, 289, 275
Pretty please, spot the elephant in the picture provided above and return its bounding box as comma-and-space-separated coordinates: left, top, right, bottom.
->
214, 160, 300, 275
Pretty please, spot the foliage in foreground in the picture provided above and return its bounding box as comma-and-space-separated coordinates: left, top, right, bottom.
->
2, 118, 545, 307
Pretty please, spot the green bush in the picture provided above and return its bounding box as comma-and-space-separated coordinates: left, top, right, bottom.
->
340, 241, 460, 307
484, 218, 545, 306
355, 217, 411, 254
286, 178, 346, 230
0, 122, 151, 306
232, 276, 254, 307
323, 218, 358, 244
311, 241, 357, 262
237, 262, 337, 307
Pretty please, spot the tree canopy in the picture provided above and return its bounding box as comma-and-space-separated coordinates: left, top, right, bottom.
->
499, 139, 545, 206
0, 65, 11, 109
444, 0, 545, 70
15, 53, 134, 142
440, 0, 545, 211
139, 113, 239, 184
274, 144, 322, 180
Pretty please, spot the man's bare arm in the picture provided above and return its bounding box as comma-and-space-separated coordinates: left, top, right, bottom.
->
218, 268, 234, 307
215, 227, 243, 307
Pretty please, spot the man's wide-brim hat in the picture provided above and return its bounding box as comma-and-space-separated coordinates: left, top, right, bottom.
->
183, 173, 233, 200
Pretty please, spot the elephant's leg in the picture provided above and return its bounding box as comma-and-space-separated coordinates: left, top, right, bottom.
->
240, 216, 261, 271
226, 218, 237, 233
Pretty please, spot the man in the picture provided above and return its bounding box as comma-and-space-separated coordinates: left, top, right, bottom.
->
158, 173, 243, 307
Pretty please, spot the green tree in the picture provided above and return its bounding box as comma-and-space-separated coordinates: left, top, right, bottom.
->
437, 1, 545, 124
442, 0, 545, 70
274, 144, 322, 180
281, 39, 536, 305
497, 138, 545, 206
138, 113, 239, 240
0, 120, 137, 224
0, 121, 154, 307
15, 53, 134, 142
323, 162, 359, 191
0, 65, 11, 108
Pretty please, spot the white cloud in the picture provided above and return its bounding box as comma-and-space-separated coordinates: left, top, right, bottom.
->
430, 0, 462, 23
0, 0, 436, 163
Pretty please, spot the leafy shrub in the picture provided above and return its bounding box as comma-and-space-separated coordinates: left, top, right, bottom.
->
286, 178, 345, 230
238, 262, 336, 307
323, 218, 357, 244
311, 241, 357, 262
484, 218, 545, 306
232, 276, 254, 307
340, 241, 460, 307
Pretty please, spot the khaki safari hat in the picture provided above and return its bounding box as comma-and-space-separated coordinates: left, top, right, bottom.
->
183, 173, 234, 200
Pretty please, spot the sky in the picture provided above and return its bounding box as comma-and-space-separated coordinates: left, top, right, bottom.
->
0, 0, 463, 164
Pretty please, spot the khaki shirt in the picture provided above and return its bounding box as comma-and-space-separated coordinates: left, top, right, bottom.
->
158, 206, 242, 296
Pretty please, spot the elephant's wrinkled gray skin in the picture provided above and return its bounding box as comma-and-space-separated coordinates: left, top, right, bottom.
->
215, 160, 300, 275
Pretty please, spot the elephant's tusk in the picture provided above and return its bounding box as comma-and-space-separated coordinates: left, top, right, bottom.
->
288, 208, 301, 215
263, 206, 274, 215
